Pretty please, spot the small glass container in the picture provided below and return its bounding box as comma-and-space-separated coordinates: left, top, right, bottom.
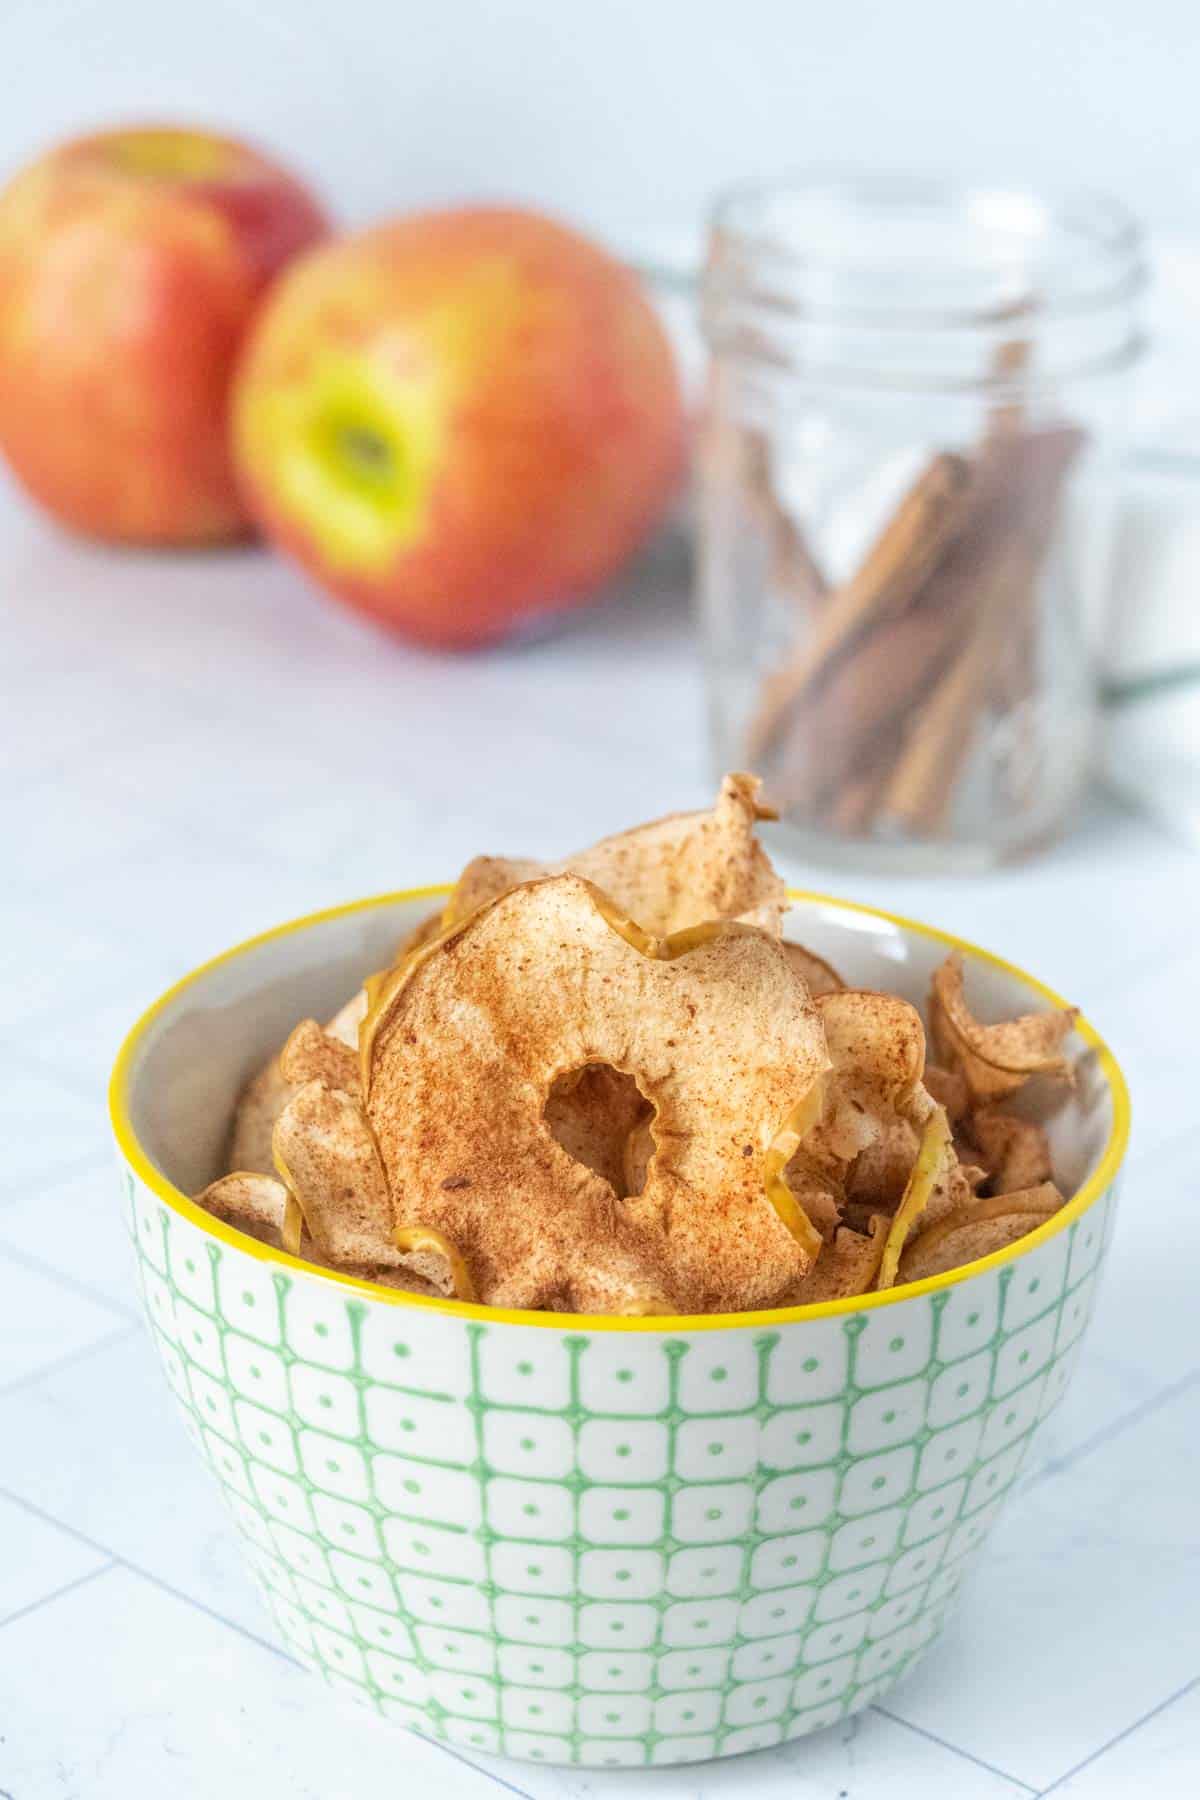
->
696, 176, 1145, 870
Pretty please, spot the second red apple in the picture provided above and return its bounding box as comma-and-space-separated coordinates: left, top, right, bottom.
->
233, 207, 685, 648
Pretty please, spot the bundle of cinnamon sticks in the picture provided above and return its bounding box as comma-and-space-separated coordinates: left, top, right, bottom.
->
743, 387, 1085, 839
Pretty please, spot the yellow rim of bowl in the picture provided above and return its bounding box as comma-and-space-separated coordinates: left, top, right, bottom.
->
109, 885, 1130, 1334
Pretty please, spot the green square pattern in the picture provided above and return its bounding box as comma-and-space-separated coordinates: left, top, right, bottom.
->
123, 1165, 1116, 1770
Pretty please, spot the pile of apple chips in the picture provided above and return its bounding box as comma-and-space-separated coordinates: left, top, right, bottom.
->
199, 776, 1076, 1315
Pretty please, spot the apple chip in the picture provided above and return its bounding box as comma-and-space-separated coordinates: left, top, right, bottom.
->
198, 1171, 446, 1293
280, 1019, 360, 1094
969, 1106, 1053, 1195
897, 1185, 1064, 1282
273, 1078, 399, 1268
444, 774, 786, 940
365, 873, 828, 1313
876, 1106, 954, 1289
844, 1116, 921, 1211
226, 1060, 292, 1178
226, 987, 368, 1174
802, 989, 928, 1176
923, 1062, 969, 1122
197, 1171, 289, 1245
783, 942, 846, 996
930, 955, 1077, 1103
786, 1216, 889, 1304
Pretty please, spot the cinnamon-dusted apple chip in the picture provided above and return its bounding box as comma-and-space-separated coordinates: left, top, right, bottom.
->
897, 1185, 1064, 1282
782, 942, 846, 997
801, 988, 930, 1184
197, 1171, 443, 1294
786, 1216, 890, 1304
445, 773, 786, 940
198, 1171, 290, 1245
930, 955, 1076, 1104
969, 1106, 1054, 1196
280, 1019, 360, 1095
273, 1079, 397, 1269
226, 988, 368, 1175
365, 874, 829, 1314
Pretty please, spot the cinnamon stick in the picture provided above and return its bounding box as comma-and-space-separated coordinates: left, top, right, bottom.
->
745, 450, 971, 762
874, 425, 1085, 834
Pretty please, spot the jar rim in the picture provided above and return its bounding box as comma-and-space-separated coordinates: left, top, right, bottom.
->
707, 172, 1146, 332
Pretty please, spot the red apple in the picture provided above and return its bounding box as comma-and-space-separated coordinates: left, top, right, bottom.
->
232, 206, 685, 648
0, 125, 329, 544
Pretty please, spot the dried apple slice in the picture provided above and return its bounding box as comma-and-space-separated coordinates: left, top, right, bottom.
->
897, 1184, 1064, 1281
923, 1062, 970, 1122
273, 1079, 400, 1270
198, 1171, 289, 1245
280, 1018, 360, 1094
782, 942, 846, 996
226, 987, 368, 1174
442, 773, 786, 941
786, 1216, 889, 1303
969, 1106, 1053, 1195
876, 1106, 954, 1289
365, 873, 829, 1313
930, 955, 1076, 1103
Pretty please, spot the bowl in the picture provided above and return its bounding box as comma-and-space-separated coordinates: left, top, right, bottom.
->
109, 888, 1128, 1771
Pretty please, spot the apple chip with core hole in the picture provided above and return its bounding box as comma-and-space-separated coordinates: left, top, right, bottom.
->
930, 955, 1077, 1104
365, 873, 829, 1313
446, 773, 785, 940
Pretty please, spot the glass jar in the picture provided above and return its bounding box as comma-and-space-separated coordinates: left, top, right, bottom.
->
696, 176, 1145, 870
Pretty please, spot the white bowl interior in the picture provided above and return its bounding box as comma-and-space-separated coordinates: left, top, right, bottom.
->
122, 892, 1116, 1216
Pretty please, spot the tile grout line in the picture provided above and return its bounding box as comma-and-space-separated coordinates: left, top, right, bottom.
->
429, 1741, 538, 1800
0, 1485, 538, 1800
1033, 1671, 1200, 1797
871, 1704, 1039, 1794
0, 1236, 142, 1326
1025, 1365, 1200, 1489
0, 1321, 141, 1402
0, 1558, 117, 1633
0, 1481, 304, 1666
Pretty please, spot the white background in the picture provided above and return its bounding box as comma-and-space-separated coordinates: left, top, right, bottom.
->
3, 6, 1200, 1796
4, 0, 1198, 252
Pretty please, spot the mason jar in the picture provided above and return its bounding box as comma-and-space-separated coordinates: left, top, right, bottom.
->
696, 176, 1145, 871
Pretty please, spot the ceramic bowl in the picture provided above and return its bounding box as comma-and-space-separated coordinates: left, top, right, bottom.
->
109, 889, 1128, 1771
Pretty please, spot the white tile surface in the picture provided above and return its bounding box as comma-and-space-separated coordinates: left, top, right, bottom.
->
3, 486, 1200, 1794
1043, 1679, 1200, 1797
0, 1565, 512, 1800
0, 1491, 110, 1626
0, 1247, 132, 1391
0, 1071, 103, 1196
879, 1385, 1200, 1790
0, 1331, 272, 1644
507, 1708, 1033, 1798
0, 1159, 142, 1312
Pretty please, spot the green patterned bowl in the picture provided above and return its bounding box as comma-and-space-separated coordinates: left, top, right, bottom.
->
110, 888, 1128, 1771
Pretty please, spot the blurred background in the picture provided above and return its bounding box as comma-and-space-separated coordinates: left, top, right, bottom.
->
3, 2, 1200, 1794
6, 0, 1199, 240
